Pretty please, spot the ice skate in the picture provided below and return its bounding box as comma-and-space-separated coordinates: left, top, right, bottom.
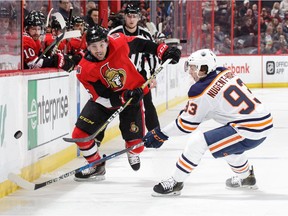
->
74, 158, 106, 182
127, 152, 140, 171
152, 177, 184, 197
226, 166, 258, 190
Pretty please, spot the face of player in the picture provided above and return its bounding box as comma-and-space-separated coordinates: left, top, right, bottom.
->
0, 18, 9, 33
88, 40, 108, 61
73, 23, 84, 34
28, 26, 42, 41
188, 65, 207, 82
124, 13, 140, 31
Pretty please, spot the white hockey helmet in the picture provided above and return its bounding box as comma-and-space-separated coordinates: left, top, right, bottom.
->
186, 49, 217, 74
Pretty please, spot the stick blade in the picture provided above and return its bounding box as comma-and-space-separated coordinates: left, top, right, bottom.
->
8, 173, 35, 190
52, 12, 66, 29
63, 30, 81, 39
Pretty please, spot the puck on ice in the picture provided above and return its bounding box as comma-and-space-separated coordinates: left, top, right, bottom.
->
14, 131, 23, 139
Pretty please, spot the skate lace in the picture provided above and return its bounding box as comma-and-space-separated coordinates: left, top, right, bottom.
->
81, 163, 96, 175
231, 176, 242, 186
160, 177, 176, 190
127, 153, 140, 165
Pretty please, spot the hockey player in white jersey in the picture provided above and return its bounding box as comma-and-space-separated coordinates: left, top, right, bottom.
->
143, 49, 273, 196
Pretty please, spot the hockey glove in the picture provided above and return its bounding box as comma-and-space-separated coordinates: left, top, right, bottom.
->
122, 88, 144, 105
143, 127, 169, 148
157, 44, 181, 64
56, 53, 75, 72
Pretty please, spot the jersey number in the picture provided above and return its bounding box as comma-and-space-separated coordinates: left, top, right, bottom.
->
23, 48, 36, 58
223, 79, 260, 114
184, 101, 198, 115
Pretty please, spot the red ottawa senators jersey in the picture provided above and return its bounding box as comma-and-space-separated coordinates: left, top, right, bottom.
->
23, 33, 42, 65
76, 33, 156, 101
44, 33, 67, 53
67, 37, 87, 55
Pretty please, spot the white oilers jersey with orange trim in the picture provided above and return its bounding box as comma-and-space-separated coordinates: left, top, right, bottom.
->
163, 67, 273, 140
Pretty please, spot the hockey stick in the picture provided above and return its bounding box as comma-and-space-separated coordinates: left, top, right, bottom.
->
33, 12, 67, 67
63, 58, 172, 143
45, 8, 53, 28
8, 142, 144, 190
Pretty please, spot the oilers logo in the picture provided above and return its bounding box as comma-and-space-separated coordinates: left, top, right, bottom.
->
101, 63, 126, 90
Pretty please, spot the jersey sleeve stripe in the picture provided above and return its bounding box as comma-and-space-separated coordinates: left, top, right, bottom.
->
176, 117, 198, 133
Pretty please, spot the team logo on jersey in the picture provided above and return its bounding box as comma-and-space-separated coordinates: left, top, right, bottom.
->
101, 63, 126, 90
130, 122, 139, 133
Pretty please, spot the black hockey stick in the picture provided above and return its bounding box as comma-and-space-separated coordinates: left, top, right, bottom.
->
33, 12, 66, 67
63, 58, 172, 143
8, 142, 144, 190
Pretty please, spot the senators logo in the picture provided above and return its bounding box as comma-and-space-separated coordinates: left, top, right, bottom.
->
130, 122, 139, 133
101, 63, 126, 90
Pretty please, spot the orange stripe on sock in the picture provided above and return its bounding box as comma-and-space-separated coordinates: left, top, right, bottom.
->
178, 158, 193, 172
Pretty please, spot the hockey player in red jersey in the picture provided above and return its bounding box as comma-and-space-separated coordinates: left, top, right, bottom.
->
66, 16, 86, 56
43, 15, 67, 55
72, 25, 181, 181
143, 49, 273, 196
23, 10, 74, 71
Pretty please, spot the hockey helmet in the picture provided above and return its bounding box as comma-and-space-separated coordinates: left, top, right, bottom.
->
0, 7, 10, 18
72, 16, 84, 26
124, 4, 140, 14
51, 16, 63, 30
24, 10, 44, 28
86, 25, 109, 45
186, 49, 217, 74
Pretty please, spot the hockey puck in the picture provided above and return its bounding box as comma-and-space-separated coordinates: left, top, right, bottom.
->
14, 130, 23, 139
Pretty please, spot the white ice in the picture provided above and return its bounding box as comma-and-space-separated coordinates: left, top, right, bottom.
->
0, 88, 288, 216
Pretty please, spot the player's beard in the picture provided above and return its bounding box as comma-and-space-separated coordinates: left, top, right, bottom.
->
93, 51, 105, 60
31, 33, 40, 41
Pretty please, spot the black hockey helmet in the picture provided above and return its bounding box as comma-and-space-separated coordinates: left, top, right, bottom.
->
51, 17, 61, 30
24, 10, 44, 28
124, 4, 140, 14
86, 25, 109, 45
72, 16, 84, 25
0, 7, 10, 18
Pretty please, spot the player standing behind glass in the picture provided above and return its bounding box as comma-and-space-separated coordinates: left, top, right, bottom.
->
109, 4, 161, 131
71, 25, 181, 181
143, 49, 273, 196
23, 10, 74, 71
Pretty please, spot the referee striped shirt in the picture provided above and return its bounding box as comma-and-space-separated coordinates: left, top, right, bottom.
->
109, 25, 157, 76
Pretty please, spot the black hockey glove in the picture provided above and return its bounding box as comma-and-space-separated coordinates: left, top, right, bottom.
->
162, 46, 181, 64
157, 43, 181, 64
55, 53, 75, 72
122, 88, 144, 105
143, 127, 169, 148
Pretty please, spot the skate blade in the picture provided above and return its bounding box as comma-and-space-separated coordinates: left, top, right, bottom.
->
151, 191, 181, 197
226, 184, 258, 190
74, 175, 105, 182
